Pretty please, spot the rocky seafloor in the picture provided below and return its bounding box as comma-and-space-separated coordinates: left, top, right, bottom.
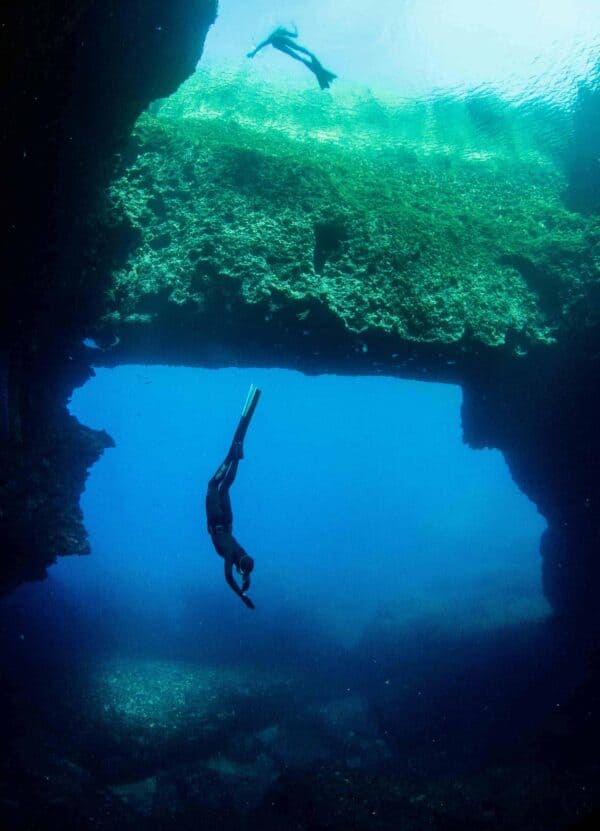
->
2, 618, 599, 831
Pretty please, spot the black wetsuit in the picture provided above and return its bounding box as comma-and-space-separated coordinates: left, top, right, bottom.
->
206, 388, 261, 609
247, 27, 337, 90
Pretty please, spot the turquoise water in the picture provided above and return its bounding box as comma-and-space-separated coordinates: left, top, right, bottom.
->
205, 0, 599, 103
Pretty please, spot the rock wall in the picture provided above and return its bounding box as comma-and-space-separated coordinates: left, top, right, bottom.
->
0, 1, 217, 592
461, 344, 600, 617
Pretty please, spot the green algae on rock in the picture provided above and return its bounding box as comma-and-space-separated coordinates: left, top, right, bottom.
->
104, 69, 598, 358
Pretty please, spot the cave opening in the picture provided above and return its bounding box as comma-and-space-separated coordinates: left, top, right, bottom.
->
48, 365, 547, 654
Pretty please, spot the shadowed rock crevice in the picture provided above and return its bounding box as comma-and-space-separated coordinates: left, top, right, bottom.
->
498, 254, 564, 319
313, 218, 348, 274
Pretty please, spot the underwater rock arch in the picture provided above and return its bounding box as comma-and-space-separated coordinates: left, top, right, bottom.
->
1, 1, 599, 622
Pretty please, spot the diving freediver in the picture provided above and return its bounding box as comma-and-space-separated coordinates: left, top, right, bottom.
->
247, 26, 337, 90
206, 385, 261, 610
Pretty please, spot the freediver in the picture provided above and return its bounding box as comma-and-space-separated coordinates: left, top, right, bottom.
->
206, 385, 262, 610
247, 26, 337, 90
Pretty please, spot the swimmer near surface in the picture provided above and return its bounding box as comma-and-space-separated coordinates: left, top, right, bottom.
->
247, 25, 337, 89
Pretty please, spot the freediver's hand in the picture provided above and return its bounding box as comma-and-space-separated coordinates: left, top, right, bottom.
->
241, 594, 255, 610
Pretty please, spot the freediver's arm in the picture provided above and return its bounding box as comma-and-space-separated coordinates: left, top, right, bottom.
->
224, 558, 241, 596
247, 36, 271, 58
225, 559, 255, 609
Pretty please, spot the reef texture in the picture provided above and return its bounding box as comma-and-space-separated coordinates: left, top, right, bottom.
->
105, 71, 600, 353
97, 70, 600, 616
0, 1, 217, 592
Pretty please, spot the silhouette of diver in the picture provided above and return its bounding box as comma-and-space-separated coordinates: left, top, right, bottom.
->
247, 26, 337, 90
206, 385, 261, 610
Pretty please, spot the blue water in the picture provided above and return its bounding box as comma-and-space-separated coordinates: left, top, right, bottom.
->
50, 366, 547, 652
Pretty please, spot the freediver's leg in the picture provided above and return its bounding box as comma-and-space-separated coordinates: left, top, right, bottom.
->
221, 457, 240, 491
286, 42, 316, 59
209, 455, 234, 488
219, 481, 233, 517
209, 385, 260, 494
207, 456, 236, 522
274, 43, 315, 70
273, 44, 336, 88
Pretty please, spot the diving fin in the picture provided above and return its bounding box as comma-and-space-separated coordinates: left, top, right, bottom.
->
241, 384, 257, 418
311, 58, 336, 90
232, 385, 262, 449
